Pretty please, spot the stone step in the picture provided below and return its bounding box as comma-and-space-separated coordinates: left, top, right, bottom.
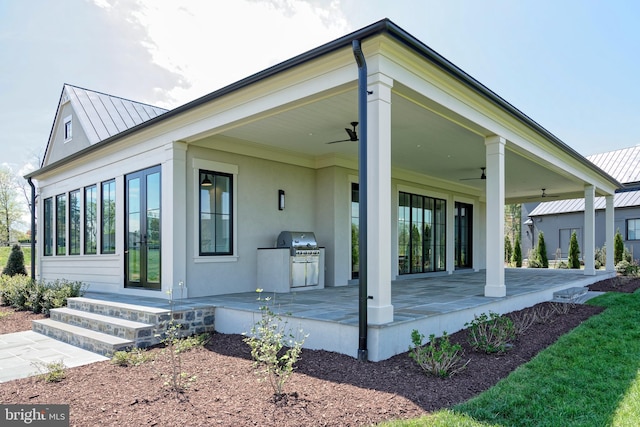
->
49, 307, 156, 345
552, 286, 588, 302
32, 319, 133, 357
67, 297, 171, 325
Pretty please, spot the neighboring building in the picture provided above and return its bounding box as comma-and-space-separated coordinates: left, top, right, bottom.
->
27, 19, 619, 326
524, 146, 640, 262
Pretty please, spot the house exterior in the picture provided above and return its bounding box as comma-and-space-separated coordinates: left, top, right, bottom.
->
524, 146, 640, 262
27, 19, 620, 330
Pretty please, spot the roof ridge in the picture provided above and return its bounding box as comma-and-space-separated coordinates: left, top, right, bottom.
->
63, 83, 169, 112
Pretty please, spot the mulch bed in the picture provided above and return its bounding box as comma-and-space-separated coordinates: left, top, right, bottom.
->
0, 276, 636, 426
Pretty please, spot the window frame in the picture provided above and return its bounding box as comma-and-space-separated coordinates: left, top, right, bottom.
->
69, 189, 81, 255
84, 185, 98, 255
55, 194, 67, 255
627, 219, 640, 241
192, 159, 238, 262
63, 115, 72, 142
43, 197, 53, 256
199, 169, 233, 256
101, 179, 116, 254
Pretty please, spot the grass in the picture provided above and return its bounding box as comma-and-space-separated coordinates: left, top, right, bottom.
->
379, 290, 640, 426
0, 246, 31, 273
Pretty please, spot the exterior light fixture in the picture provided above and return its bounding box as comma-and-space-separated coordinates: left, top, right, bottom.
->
278, 189, 285, 210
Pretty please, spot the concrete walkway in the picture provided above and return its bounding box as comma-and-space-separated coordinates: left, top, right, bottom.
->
0, 330, 108, 383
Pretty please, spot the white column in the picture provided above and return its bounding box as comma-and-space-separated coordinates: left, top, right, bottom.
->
583, 185, 596, 275
484, 136, 506, 297
367, 72, 394, 324
605, 194, 615, 272
163, 141, 188, 297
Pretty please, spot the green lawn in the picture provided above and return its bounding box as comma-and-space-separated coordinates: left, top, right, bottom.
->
0, 246, 31, 273
380, 290, 640, 427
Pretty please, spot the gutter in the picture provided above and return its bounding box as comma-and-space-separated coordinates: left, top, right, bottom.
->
27, 178, 36, 280
353, 40, 368, 363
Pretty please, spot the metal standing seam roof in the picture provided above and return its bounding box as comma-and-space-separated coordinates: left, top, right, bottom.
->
530, 146, 640, 216
529, 189, 640, 216
63, 84, 168, 145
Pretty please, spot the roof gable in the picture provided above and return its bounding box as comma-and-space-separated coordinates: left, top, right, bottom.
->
41, 84, 168, 167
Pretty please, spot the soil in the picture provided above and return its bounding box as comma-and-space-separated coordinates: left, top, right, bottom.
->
0, 277, 637, 427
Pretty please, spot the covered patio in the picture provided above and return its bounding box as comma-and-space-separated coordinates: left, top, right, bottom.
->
84, 268, 613, 361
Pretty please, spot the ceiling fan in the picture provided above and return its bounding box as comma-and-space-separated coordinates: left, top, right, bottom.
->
326, 122, 359, 144
528, 188, 559, 199
460, 167, 486, 181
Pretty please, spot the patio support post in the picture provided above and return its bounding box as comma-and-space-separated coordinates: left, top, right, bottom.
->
584, 185, 596, 275
605, 194, 615, 272
366, 71, 394, 325
484, 136, 506, 297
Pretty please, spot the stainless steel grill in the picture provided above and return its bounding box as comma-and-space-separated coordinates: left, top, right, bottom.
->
276, 231, 320, 287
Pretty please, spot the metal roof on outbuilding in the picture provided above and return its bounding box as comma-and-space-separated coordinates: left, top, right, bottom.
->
529, 189, 640, 216
587, 145, 640, 185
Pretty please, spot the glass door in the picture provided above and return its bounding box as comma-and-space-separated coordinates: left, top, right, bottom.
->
125, 166, 161, 289
454, 202, 472, 269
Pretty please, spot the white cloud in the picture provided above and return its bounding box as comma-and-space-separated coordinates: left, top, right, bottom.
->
91, 0, 350, 108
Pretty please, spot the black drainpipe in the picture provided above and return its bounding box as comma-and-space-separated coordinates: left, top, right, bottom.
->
353, 39, 368, 362
27, 178, 36, 281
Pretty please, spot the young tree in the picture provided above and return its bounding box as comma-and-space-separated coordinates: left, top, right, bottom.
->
2, 244, 27, 276
568, 231, 581, 269
504, 235, 513, 264
0, 167, 25, 246
512, 233, 522, 267
614, 228, 624, 265
536, 231, 549, 268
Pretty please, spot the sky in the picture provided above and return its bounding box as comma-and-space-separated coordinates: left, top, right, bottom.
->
1, 0, 639, 176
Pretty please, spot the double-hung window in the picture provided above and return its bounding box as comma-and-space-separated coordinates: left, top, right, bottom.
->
627, 219, 640, 241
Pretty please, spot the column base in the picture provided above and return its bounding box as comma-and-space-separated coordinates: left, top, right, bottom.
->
583, 268, 596, 276
367, 304, 394, 325
484, 285, 506, 298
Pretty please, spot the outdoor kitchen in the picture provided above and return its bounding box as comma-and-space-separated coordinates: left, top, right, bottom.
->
257, 231, 325, 293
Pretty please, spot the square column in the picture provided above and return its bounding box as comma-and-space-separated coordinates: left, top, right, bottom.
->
583, 185, 596, 275
484, 136, 506, 297
366, 72, 394, 324
605, 195, 615, 272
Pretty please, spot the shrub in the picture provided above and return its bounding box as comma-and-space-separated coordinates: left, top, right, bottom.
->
594, 246, 606, 270
504, 236, 513, 264
2, 244, 27, 277
32, 360, 66, 383
409, 330, 469, 378
614, 229, 624, 265
512, 234, 522, 267
537, 232, 549, 268
0, 276, 86, 314
568, 231, 581, 269
526, 249, 542, 268
243, 289, 307, 398
466, 312, 515, 354
616, 260, 640, 276
111, 348, 153, 367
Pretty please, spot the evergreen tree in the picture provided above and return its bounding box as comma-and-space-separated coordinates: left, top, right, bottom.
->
2, 244, 27, 276
614, 229, 624, 265
512, 233, 522, 267
504, 235, 513, 264
568, 231, 581, 269
537, 231, 549, 268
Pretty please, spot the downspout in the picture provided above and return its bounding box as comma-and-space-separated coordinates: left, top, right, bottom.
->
27, 178, 36, 280
353, 40, 368, 362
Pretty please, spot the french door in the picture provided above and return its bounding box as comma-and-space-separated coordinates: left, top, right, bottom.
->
125, 166, 161, 289
454, 202, 472, 269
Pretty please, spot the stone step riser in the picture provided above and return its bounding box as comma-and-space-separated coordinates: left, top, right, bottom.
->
67, 299, 169, 325
32, 321, 133, 357
49, 310, 156, 343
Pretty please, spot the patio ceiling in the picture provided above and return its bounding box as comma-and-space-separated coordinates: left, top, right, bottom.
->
209, 81, 592, 203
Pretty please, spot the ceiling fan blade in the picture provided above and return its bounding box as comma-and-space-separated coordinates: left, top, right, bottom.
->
326, 139, 351, 144
460, 167, 486, 181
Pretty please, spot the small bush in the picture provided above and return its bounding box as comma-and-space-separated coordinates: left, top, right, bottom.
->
0, 276, 86, 314
614, 229, 624, 265
409, 330, 469, 378
568, 231, 581, 269
111, 348, 153, 367
616, 260, 640, 276
32, 360, 66, 383
512, 234, 522, 267
2, 244, 27, 277
174, 333, 209, 354
537, 232, 549, 268
466, 312, 515, 354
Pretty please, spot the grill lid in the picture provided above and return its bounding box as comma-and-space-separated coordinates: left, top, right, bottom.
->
277, 231, 318, 250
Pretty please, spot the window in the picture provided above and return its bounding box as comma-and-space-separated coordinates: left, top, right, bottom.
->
101, 179, 116, 254
351, 182, 359, 279
44, 198, 53, 256
398, 191, 446, 274
627, 219, 640, 241
63, 116, 72, 142
69, 190, 80, 255
84, 185, 97, 254
199, 170, 232, 255
56, 194, 66, 255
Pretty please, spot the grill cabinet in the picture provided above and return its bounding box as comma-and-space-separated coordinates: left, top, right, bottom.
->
276, 231, 320, 287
